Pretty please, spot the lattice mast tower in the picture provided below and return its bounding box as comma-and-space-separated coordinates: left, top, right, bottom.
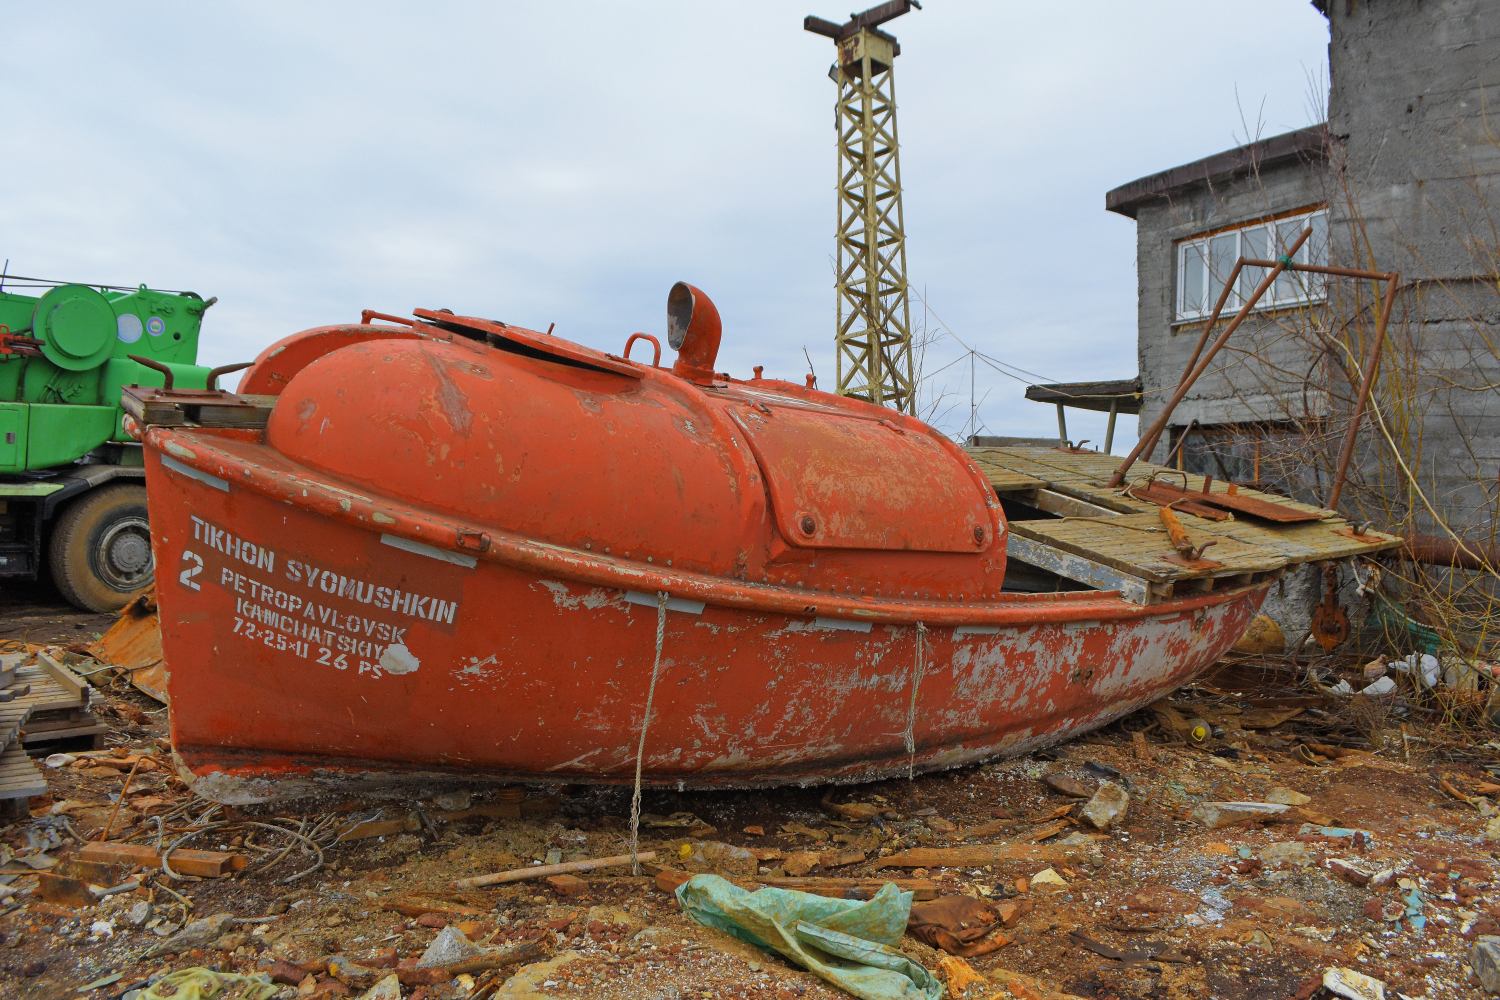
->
804, 1, 920, 413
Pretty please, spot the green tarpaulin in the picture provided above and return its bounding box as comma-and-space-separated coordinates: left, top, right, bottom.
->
676, 874, 943, 1000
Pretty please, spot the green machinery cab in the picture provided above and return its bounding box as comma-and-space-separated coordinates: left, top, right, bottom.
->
0, 278, 216, 611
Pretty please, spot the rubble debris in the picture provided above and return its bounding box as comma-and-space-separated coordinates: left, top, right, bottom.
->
1029, 867, 1068, 891
416, 924, 483, 967
146, 912, 238, 957
678, 839, 758, 874
823, 796, 884, 822
1265, 786, 1311, 806
1043, 773, 1093, 798
1068, 929, 1187, 963
357, 975, 401, 1000
1189, 800, 1291, 828
676, 873, 943, 999
455, 850, 656, 888
1080, 780, 1129, 830
1471, 936, 1500, 994
1321, 966, 1388, 1000
873, 842, 1085, 869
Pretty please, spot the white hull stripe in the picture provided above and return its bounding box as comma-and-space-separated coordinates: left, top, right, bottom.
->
812, 616, 873, 633
624, 590, 706, 615
380, 534, 478, 569
161, 455, 229, 492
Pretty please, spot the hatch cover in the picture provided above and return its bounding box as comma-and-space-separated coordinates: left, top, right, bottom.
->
731, 403, 991, 553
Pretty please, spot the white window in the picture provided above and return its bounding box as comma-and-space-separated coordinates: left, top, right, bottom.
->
1175, 208, 1329, 321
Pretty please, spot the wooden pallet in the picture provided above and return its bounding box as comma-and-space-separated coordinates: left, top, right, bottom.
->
0, 655, 102, 750
969, 445, 1402, 604
0, 743, 46, 802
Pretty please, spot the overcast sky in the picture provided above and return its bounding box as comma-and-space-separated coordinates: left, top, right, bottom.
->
3, 2, 1329, 450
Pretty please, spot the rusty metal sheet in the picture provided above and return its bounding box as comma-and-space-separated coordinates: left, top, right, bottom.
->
1134, 481, 1324, 523
730, 402, 994, 552
89, 592, 167, 704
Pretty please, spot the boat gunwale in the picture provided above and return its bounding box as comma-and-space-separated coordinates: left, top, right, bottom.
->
145, 424, 1275, 627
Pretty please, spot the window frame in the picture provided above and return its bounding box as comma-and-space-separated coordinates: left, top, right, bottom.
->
1174, 208, 1329, 323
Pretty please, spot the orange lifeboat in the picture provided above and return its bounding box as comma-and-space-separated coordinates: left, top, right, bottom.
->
127, 284, 1268, 800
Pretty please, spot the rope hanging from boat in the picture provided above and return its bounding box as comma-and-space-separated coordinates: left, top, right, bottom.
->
628, 590, 670, 875
904, 621, 929, 779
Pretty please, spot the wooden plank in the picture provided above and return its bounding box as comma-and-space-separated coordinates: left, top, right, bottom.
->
1024, 489, 1121, 519
1012, 513, 1285, 581
33, 653, 87, 706
77, 842, 248, 878
1006, 534, 1155, 604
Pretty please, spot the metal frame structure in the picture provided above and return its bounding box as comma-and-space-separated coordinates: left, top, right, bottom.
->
805, 2, 919, 413
1109, 225, 1400, 512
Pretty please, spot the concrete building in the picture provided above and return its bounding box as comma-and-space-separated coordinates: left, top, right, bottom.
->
1103, 0, 1499, 640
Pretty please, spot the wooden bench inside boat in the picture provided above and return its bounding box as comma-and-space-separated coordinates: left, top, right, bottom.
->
965, 445, 1402, 605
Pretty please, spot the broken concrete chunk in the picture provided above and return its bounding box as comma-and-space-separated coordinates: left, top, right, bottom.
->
1030, 867, 1067, 890
1265, 787, 1311, 806
1472, 936, 1500, 994
1322, 966, 1387, 1000
1326, 858, 1373, 886
783, 851, 822, 877
1080, 781, 1129, 830
358, 975, 402, 1000
1259, 842, 1312, 868
417, 925, 482, 968
1189, 801, 1290, 829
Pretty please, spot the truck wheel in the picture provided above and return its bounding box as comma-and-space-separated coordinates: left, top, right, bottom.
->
48, 484, 155, 612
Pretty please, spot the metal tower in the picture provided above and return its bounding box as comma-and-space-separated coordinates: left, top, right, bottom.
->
805, 1, 919, 413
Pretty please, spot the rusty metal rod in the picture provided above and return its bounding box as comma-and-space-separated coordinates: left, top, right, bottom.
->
1140, 257, 1247, 465
1109, 227, 1312, 487
1326, 271, 1399, 509
1177, 258, 1246, 389
1237, 259, 1397, 281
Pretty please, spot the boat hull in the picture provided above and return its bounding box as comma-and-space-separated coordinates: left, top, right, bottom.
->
144, 435, 1266, 802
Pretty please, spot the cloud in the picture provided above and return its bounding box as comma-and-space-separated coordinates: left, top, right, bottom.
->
0, 1, 1328, 449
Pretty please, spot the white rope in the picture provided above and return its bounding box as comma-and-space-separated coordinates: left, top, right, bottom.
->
904, 622, 928, 780
628, 590, 669, 875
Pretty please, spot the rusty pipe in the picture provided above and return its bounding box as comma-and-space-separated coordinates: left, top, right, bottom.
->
127, 354, 175, 389
1401, 533, 1500, 573
1326, 272, 1399, 509
1109, 227, 1312, 487
206, 361, 253, 391
668, 281, 722, 385
360, 309, 415, 327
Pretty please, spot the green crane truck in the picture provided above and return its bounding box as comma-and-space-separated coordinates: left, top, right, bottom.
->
0, 277, 215, 611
